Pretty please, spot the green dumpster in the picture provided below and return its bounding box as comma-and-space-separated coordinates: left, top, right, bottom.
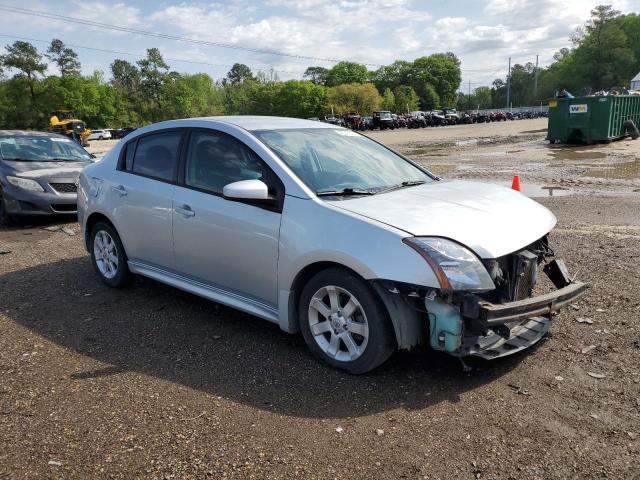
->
547, 95, 640, 144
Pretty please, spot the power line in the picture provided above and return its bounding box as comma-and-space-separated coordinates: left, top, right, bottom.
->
0, 4, 384, 67
0, 33, 305, 76
0, 4, 540, 75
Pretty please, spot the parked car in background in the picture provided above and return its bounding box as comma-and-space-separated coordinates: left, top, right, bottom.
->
87, 129, 112, 141
111, 127, 137, 139
0, 130, 94, 224
372, 111, 395, 130
78, 116, 586, 373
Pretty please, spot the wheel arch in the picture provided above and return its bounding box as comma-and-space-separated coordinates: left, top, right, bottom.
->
284, 261, 423, 350
84, 211, 117, 251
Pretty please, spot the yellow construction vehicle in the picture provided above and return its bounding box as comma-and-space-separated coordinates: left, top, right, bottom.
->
49, 110, 91, 145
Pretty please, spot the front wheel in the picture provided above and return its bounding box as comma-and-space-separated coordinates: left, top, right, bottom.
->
90, 221, 132, 288
299, 268, 396, 374
0, 196, 15, 226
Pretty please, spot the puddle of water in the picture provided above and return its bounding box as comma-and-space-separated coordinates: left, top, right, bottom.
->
585, 160, 640, 180
548, 148, 608, 160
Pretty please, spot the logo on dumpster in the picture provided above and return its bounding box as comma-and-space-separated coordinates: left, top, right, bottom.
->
569, 104, 588, 114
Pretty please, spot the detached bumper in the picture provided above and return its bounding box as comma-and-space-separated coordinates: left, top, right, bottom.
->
473, 281, 588, 326
426, 280, 588, 360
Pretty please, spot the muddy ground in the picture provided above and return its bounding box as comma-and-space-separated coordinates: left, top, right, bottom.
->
1, 119, 639, 479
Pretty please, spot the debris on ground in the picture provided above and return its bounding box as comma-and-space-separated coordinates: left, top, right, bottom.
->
576, 317, 594, 324
508, 384, 530, 395
335, 427, 344, 433
375, 429, 384, 436
587, 372, 606, 379
581, 345, 597, 354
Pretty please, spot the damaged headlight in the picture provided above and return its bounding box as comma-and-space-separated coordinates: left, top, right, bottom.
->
403, 237, 495, 291
6, 176, 44, 192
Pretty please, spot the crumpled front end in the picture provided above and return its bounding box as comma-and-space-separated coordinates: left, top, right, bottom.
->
425, 235, 587, 359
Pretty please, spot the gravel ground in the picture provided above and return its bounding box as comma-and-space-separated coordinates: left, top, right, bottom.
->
1, 120, 639, 479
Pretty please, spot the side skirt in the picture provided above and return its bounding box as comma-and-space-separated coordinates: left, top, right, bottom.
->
128, 260, 280, 324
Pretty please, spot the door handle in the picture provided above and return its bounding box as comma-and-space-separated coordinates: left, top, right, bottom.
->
175, 204, 195, 217
111, 184, 127, 196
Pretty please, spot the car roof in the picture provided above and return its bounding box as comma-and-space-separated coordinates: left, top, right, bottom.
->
0, 130, 68, 139
191, 115, 336, 131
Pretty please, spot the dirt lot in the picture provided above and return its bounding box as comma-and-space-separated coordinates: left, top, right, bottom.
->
1, 119, 639, 479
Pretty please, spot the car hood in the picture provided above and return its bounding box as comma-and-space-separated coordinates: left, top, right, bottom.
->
4, 160, 89, 180
331, 180, 557, 259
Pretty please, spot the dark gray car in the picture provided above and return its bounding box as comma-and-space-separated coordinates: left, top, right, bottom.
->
0, 130, 94, 225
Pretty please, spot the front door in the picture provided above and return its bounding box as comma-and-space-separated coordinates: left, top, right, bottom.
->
172, 129, 282, 306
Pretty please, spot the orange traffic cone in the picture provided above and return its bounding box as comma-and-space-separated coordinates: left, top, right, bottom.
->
511, 175, 521, 192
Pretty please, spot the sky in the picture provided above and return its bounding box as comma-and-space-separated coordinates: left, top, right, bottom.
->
0, 0, 638, 91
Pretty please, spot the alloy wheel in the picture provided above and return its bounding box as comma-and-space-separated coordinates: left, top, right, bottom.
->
93, 230, 119, 279
307, 285, 369, 362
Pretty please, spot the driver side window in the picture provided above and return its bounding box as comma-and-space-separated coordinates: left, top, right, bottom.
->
185, 131, 265, 195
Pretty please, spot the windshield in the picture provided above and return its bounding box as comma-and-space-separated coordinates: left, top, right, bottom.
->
0, 136, 92, 162
253, 128, 433, 194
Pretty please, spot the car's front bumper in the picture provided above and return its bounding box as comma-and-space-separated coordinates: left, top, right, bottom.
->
426, 278, 587, 359
2, 186, 78, 216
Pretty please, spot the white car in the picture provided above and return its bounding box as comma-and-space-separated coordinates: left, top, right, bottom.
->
87, 129, 112, 141
77, 116, 586, 373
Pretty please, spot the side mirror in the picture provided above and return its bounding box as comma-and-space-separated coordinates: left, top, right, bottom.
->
223, 179, 270, 201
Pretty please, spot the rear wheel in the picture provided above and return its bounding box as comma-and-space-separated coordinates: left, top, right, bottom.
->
299, 268, 396, 374
90, 221, 132, 288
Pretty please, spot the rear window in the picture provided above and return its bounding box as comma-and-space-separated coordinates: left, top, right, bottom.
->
131, 132, 181, 182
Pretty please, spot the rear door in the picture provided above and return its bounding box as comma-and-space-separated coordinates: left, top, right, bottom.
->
109, 129, 184, 269
172, 129, 283, 306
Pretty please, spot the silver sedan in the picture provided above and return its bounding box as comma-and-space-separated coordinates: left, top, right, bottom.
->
78, 116, 586, 373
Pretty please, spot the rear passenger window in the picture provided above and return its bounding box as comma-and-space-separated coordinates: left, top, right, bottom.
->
132, 132, 181, 182
124, 140, 136, 171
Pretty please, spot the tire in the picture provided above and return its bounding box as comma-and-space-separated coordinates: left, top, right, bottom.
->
89, 221, 132, 288
0, 196, 15, 226
623, 120, 639, 140
298, 268, 396, 374
549, 139, 556, 144
98, 136, 104, 140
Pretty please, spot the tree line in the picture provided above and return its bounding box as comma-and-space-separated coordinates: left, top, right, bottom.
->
0, 4, 638, 129
0, 38, 460, 129
457, 6, 640, 110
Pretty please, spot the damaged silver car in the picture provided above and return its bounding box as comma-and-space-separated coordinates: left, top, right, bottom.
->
78, 116, 586, 373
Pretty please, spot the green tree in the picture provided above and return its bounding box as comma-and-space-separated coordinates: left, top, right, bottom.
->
0, 41, 47, 100
325, 61, 370, 87
371, 60, 412, 92
46, 39, 81, 77
393, 85, 419, 113
381, 88, 395, 111
225, 63, 255, 85
420, 83, 440, 110
325, 83, 381, 115
571, 5, 634, 88
303, 66, 329, 85
137, 48, 170, 118
276, 80, 326, 117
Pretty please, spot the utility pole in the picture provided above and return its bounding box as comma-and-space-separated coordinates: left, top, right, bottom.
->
506, 57, 511, 109
534, 54, 539, 101
468, 79, 471, 111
